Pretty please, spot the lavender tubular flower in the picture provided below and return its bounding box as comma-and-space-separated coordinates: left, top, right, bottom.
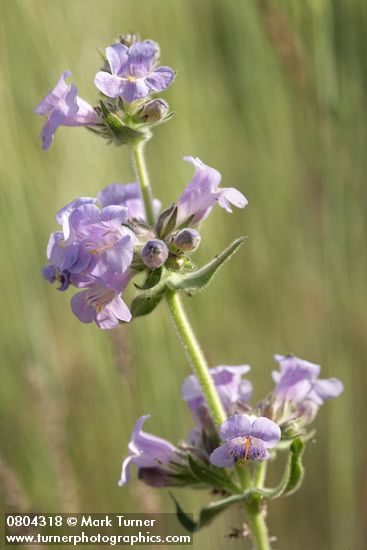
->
71, 271, 132, 329
210, 414, 281, 467
95, 41, 175, 102
271, 354, 344, 424
66, 203, 136, 275
182, 365, 253, 426
273, 354, 344, 405
119, 415, 181, 487
175, 157, 248, 227
36, 71, 100, 149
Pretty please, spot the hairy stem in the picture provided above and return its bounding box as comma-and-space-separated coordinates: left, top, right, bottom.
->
166, 289, 226, 427
131, 141, 155, 226
132, 141, 271, 550
245, 499, 271, 550
254, 460, 268, 489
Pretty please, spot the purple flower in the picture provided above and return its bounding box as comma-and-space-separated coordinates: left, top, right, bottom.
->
182, 365, 253, 425
35, 71, 100, 150
273, 354, 344, 406
176, 157, 248, 227
71, 271, 132, 329
119, 415, 180, 487
97, 182, 161, 222
55, 197, 97, 239
210, 414, 281, 467
95, 41, 175, 102
42, 231, 79, 291
66, 203, 136, 275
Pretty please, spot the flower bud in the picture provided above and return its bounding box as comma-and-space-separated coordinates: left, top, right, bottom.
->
173, 228, 201, 252
141, 239, 169, 269
136, 99, 169, 124
118, 33, 141, 47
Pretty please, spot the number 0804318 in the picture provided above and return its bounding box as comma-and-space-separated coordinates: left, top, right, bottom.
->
6, 515, 63, 527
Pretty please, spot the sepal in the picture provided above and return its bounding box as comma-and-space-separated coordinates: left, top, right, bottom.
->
98, 100, 149, 145
187, 454, 240, 494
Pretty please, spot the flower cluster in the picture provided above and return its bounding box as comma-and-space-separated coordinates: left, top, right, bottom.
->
42, 158, 247, 328
35, 37, 175, 149
119, 355, 343, 488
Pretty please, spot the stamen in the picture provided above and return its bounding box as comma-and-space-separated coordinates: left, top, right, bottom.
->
244, 436, 251, 461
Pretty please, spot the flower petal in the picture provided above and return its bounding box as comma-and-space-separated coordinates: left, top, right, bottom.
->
94, 71, 124, 98
219, 414, 251, 441
108, 295, 132, 324
127, 41, 157, 76
211, 365, 251, 385
70, 291, 94, 323
218, 187, 248, 213
118, 455, 134, 487
176, 157, 222, 226
74, 96, 100, 125
181, 374, 201, 401
119, 79, 151, 102
40, 109, 65, 150
35, 70, 71, 115
128, 415, 177, 467
251, 417, 281, 448
209, 443, 238, 468
104, 234, 134, 273
146, 66, 175, 92
97, 182, 140, 207
313, 378, 344, 401
106, 44, 129, 75
100, 205, 128, 224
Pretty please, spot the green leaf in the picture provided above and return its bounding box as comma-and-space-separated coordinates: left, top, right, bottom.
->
253, 438, 305, 500
170, 494, 198, 532
187, 454, 240, 494
134, 268, 162, 290
131, 276, 168, 318
171, 492, 249, 533
167, 237, 246, 295
198, 494, 248, 526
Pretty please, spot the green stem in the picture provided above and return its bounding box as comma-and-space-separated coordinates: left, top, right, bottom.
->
131, 141, 155, 226
131, 141, 271, 550
245, 499, 271, 550
166, 289, 226, 427
254, 460, 268, 489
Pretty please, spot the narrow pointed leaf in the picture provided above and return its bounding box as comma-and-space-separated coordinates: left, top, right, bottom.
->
170, 494, 198, 532
199, 494, 248, 526
171, 492, 249, 533
252, 438, 305, 500
167, 237, 246, 295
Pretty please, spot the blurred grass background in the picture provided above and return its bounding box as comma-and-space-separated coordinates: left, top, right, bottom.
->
0, 0, 366, 548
